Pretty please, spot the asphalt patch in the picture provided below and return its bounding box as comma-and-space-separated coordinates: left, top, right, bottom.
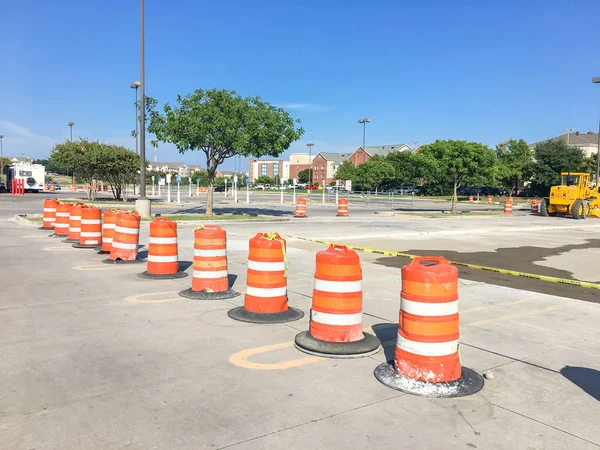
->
374, 240, 600, 304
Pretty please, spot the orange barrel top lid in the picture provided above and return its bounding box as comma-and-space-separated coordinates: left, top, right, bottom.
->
401, 256, 458, 300
315, 244, 361, 280
249, 233, 286, 262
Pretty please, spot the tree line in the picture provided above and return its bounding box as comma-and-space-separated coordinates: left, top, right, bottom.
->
335, 138, 596, 213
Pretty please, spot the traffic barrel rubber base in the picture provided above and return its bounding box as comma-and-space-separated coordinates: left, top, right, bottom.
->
95, 246, 109, 254
294, 331, 381, 359
72, 243, 99, 249
227, 306, 304, 324
48, 233, 67, 238
178, 288, 240, 300
373, 363, 484, 398
139, 270, 189, 280
101, 258, 147, 265
39, 226, 54, 230
62, 238, 80, 244
294, 215, 308, 218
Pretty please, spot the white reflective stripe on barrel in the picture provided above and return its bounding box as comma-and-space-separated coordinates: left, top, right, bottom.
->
103, 237, 113, 243
69, 216, 81, 221
103, 223, 116, 229
245, 286, 286, 297
193, 270, 228, 279
115, 226, 139, 234
193, 248, 227, 257
44, 208, 56, 212
313, 279, 362, 293
311, 310, 362, 326
81, 219, 101, 224
111, 242, 138, 250
80, 232, 102, 237
149, 237, 177, 244
69, 227, 81, 233
83, 240, 100, 245
247, 260, 286, 271
56, 212, 69, 217
400, 298, 458, 317
148, 255, 178, 263
396, 333, 458, 357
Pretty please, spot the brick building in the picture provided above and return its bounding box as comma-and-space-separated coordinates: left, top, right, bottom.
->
288, 153, 312, 182
346, 144, 411, 167
249, 159, 290, 183
312, 152, 350, 186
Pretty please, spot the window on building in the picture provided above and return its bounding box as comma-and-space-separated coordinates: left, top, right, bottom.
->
273, 164, 279, 176
321, 174, 325, 179
321, 165, 325, 170
261, 164, 267, 176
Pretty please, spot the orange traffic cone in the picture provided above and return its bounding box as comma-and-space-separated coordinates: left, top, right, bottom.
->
39, 198, 59, 230
295, 245, 380, 357
139, 217, 187, 279
228, 233, 303, 323
51, 202, 71, 237
295, 197, 307, 218
374, 257, 484, 397
73, 206, 102, 248
63, 203, 86, 243
103, 211, 145, 264
97, 209, 120, 254
336, 198, 349, 217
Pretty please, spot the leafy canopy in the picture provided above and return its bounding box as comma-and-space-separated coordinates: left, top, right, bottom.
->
495, 139, 533, 192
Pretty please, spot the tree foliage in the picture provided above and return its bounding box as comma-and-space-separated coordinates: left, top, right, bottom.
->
418, 140, 496, 213
530, 140, 591, 196
385, 150, 424, 187
298, 168, 311, 184
495, 139, 533, 194
255, 175, 275, 185
147, 89, 304, 215
355, 158, 396, 191
334, 161, 357, 181
97, 144, 140, 200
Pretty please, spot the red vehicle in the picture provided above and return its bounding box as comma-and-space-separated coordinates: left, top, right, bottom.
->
307, 185, 319, 190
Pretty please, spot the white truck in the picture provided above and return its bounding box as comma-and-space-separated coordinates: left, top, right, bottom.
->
10, 162, 46, 193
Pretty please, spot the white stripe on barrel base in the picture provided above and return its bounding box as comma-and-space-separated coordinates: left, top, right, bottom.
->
80, 232, 102, 237
103, 223, 116, 229
148, 255, 178, 263
56, 212, 69, 217
313, 279, 362, 293
70, 215, 82, 221
81, 219, 101, 224
247, 260, 286, 271
115, 226, 139, 234
245, 286, 287, 297
193, 248, 227, 257
111, 242, 138, 250
54, 223, 68, 229
149, 237, 178, 244
311, 310, 362, 326
103, 237, 113, 244
83, 240, 100, 245
44, 208, 56, 212
69, 227, 81, 233
46, 218, 56, 222
193, 270, 228, 279
396, 333, 458, 357
400, 297, 459, 317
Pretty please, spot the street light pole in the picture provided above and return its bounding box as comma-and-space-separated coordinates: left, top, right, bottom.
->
413, 140, 419, 150
357, 118, 372, 156
593, 77, 600, 186
135, 0, 150, 216
564, 128, 575, 146
130, 81, 141, 155
306, 143, 314, 196
68, 122, 74, 141
0, 135, 4, 185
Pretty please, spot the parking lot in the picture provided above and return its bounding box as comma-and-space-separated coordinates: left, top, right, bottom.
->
1, 193, 599, 449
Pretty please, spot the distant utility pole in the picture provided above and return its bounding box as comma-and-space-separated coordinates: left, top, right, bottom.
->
306, 143, 314, 194
564, 128, 575, 146
357, 118, 372, 150
68, 122, 74, 141
593, 77, 600, 185
130, 81, 141, 155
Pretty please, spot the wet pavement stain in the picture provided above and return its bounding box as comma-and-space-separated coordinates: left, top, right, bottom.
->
374, 239, 600, 304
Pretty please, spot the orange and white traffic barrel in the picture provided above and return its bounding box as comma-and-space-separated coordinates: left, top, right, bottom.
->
374, 256, 484, 397
295, 245, 380, 357
39, 198, 59, 230
139, 217, 187, 279
487, 195, 492, 204
504, 200, 513, 214
63, 203, 86, 243
295, 197, 307, 218
51, 202, 71, 237
228, 232, 303, 323
73, 207, 102, 248
103, 211, 144, 264
531, 199, 539, 214
179, 225, 239, 299
337, 198, 349, 217
468, 195, 473, 203
98, 209, 119, 254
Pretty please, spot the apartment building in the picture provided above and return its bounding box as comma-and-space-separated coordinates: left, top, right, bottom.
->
249, 159, 290, 182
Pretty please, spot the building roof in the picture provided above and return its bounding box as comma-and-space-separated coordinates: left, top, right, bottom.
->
363, 144, 412, 156
317, 152, 351, 164
530, 132, 599, 148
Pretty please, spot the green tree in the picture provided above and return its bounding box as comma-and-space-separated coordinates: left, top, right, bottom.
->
496, 139, 533, 195
147, 89, 304, 215
97, 144, 140, 200
418, 140, 496, 213
298, 168, 311, 183
334, 161, 357, 182
190, 170, 209, 186
385, 151, 423, 186
530, 140, 590, 196
355, 158, 396, 192
255, 175, 274, 185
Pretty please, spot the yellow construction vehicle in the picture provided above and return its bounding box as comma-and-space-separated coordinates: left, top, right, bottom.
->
540, 172, 600, 219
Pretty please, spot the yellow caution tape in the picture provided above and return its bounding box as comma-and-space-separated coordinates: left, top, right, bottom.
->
262, 232, 288, 279
283, 235, 600, 291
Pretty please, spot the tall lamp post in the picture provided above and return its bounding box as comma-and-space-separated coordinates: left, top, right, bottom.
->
413, 140, 419, 150
564, 128, 575, 146
68, 122, 74, 141
306, 143, 314, 196
358, 118, 371, 151
130, 81, 141, 155
136, 0, 150, 216
593, 77, 600, 186
0, 135, 4, 185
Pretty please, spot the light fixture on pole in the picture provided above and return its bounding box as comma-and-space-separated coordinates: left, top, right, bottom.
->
357, 118, 372, 151
68, 122, 75, 141
564, 128, 575, 146
593, 77, 600, 186
130, 81, 141, 155
306, 143, 314, 195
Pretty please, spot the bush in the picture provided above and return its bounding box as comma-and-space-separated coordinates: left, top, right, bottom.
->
420, 184, 454, 196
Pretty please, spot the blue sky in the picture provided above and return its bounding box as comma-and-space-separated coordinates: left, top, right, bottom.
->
1, 0, 599, 170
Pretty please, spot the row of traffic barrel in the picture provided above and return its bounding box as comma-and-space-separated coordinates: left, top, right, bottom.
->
39, 198, 484, 398
294, 197, 349, 218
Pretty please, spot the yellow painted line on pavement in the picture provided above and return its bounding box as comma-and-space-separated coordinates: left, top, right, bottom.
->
463, 304, 563, 328
229, 341, 323, 370
124, 290, 187, 304
42, 246, 78, 252
283, 234, 600, 291
72, 264, 129, 271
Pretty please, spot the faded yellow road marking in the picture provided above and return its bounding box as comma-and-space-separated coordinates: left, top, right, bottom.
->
463, 304, 563, 328
124, 290, 186, 303
73, 264, 134, 271
229, 341, 323, 370
42, 246, 78, 252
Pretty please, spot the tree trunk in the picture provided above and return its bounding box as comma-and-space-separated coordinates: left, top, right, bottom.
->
452, 181, 458, 214
206, 165, 217, 216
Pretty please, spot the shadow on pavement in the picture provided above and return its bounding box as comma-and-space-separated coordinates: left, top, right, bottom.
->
372, 322, 398, 363
173, 206, 293, 217
228, 274, 238, 289
178, 261, 192, 272
561, 366, 600, 401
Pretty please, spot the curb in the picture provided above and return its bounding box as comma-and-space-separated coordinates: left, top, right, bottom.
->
12, 214, 42, 227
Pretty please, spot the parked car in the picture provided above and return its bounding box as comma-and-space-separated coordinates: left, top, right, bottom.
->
517, 188, 535, 198
214, 185, 225, 192
0, 182, 6, 192
307, 185, 319, 190
46, 181, 61, 190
